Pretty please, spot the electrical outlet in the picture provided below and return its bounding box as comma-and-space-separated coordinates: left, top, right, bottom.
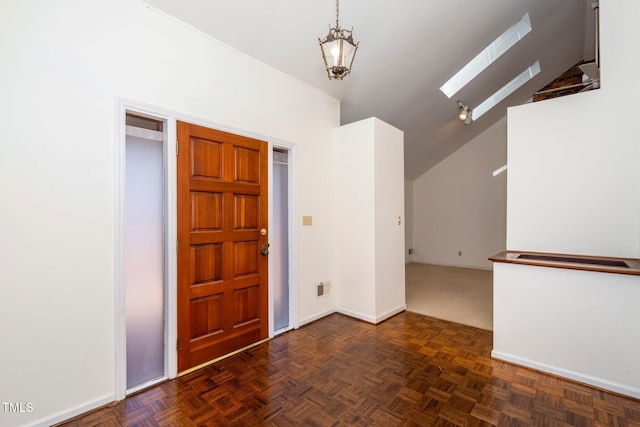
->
458, 251, 462, 256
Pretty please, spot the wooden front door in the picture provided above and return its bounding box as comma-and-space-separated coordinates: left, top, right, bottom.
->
177, 121, 268, 373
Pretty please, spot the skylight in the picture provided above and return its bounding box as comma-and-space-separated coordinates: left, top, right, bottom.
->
472, 61, 541, 120
492, 164, 508, 177
439, 13, 532, 98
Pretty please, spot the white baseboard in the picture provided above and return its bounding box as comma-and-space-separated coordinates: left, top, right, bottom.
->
298, 308, 336, 327
336, 308, 376, 324
410, 259, 493, 271
375, 305, 406, 323
336, 305, 406, 324
30, 393, 114, 427
492, 350, 640, 400
300, 305, 407, 327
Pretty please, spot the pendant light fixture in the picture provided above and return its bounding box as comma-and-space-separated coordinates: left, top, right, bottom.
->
318, 0, 359, 80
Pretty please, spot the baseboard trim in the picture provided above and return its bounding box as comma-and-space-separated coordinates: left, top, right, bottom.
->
409, 260, 493, 271
336, 306, 407, 324
37, 394, 114, 427
301, 306, 407, 326
336, 308, 375, 323
375, 305, 407, 323
298, 308, 337, 327
491, 350, 640, 399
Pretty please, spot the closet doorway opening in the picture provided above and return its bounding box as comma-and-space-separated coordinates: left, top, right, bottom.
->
124, 112, 168, 394
273, 148, 290, 334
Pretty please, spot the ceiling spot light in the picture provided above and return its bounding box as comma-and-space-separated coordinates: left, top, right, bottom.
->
319, 0, 359, 80
456, 99, 473, 125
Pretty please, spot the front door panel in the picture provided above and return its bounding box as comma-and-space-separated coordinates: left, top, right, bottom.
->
177, 121, 268, 372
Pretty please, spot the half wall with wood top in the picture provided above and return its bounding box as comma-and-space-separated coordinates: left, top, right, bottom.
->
492, 0, 640, 399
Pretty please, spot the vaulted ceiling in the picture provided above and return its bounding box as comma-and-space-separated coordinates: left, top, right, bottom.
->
143, 0, 595, 179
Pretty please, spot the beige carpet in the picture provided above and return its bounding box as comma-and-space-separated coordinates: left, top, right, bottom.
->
405, 262, 493, 330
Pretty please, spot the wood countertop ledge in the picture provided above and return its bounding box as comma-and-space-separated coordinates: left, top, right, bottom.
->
489, 251, 640, 276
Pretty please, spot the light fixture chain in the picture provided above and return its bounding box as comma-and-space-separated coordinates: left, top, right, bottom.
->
336, 0, 340, 28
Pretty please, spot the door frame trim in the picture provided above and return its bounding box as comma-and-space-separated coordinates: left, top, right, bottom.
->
114, 97, 299, 399
115, 98, 178, 400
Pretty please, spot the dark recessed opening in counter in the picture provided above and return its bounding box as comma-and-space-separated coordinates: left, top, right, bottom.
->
517, 253, 628, 268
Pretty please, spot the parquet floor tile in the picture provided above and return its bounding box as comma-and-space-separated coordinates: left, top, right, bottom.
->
59, 312, 640, 426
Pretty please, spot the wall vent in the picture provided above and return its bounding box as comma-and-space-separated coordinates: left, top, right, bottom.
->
316, 281, 330, 298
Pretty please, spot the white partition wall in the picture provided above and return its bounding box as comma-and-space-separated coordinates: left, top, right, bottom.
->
494, 0, 640, 398
374, 121, 407, 319
333, 118, 406, 323
493, 263, 640, 397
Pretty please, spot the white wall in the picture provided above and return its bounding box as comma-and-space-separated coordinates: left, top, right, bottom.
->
412, 117, 507, 270
374, 120, 406, 321
494, 0, 640, 398
333, 120, 376, 320
334, 118, 406, 323
0, 1, 339, 425
507, 94, 639, 257
493, 263, 640, 398
404, 179, 414, 263
507, 1, 640, 257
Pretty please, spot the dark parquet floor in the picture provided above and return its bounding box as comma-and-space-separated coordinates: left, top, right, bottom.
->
60, 312, 640, 426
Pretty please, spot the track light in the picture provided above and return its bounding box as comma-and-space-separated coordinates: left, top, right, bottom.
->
456, 99, 473, 125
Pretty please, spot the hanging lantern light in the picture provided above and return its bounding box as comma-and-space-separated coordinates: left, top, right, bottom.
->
318, 0, 359, 80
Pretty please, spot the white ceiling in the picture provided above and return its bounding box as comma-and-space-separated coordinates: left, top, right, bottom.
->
143, 0, 595, 179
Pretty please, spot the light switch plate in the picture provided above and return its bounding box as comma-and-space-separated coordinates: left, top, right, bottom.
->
302, 215, 312, 226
